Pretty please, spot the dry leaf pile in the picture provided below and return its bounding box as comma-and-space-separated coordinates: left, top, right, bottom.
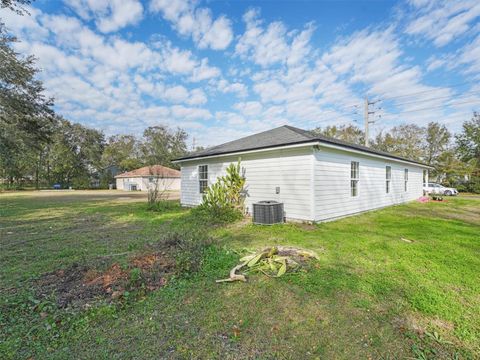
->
216, 246, 319, 283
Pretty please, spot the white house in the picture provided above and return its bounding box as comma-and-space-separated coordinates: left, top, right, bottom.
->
115, 165, 181, 192
173, 126, 431, 222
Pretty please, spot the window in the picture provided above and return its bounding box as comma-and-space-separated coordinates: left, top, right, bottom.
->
198, 165, 208, 194
350, 161, 359, 197
386, 166, 391, 193
404, 169, 408, 192
148, 176, 154, 183
423, 169, 427, 185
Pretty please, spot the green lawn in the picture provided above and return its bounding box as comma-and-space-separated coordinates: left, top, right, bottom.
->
1, 191, 479, 359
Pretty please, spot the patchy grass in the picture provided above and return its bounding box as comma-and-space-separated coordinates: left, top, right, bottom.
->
0, 191, 479, 359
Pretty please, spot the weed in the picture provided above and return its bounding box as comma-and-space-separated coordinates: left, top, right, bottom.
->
147, 200, 181, 212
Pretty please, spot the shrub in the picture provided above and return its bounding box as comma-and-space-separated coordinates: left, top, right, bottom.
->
466, 179, 480, 194
451, 177, 480, 194
161, 229, 213, 276
147, 175, 176, 209
190, 206, 243, 225
199, 159, 246, 218
72, 176, 90, 189
455, 183, 468, 193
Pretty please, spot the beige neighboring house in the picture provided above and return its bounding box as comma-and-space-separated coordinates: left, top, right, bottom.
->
115, 165, 181, 191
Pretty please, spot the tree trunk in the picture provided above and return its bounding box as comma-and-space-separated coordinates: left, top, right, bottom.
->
35, 154, 40, 190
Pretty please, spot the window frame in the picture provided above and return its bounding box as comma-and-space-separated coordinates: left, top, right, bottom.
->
350, 161, 359, 197
386, 165, 392, 194
198, 165, 208, 194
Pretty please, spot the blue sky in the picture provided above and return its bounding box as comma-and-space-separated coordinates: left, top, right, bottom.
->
1, 0, 479, 148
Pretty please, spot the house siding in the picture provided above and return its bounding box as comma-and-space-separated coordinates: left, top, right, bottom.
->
313, 147, 424, 221
180, 147, 314, 221
179, 145, 427, 222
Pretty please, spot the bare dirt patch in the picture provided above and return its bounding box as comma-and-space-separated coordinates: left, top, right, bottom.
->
393, 314, 426, 336
35, 252, 174, 308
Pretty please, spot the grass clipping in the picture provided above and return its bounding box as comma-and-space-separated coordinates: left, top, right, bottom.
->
216, 246, 319, 283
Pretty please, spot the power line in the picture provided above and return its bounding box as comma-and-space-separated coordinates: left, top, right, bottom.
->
372, 80, 476, 102
309, 85, 478, 131
315, 103, 361, 118
315, 110, 361, 125
391, 90, 480, 108
308, 104, 362, 127
378, 99, 479, 117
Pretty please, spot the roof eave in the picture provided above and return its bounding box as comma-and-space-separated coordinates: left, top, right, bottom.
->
173, 139, 431, 168
172, 140, 320, 163
315, 142, 432, 168
114, 174, 180, 178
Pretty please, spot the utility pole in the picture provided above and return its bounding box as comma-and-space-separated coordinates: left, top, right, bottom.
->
364, 97, 377, 147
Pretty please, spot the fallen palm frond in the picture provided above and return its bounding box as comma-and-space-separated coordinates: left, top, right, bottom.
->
216, 246, 319, 283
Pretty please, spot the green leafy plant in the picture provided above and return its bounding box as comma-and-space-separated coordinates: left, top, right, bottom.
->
129, 268, 142, 284
190, 206, 243, 225
200, 159, 246, 216
147, 200, 181, 212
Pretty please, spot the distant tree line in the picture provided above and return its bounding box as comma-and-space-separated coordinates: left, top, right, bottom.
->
312, 114, 480, 193
1, 109, 188, 189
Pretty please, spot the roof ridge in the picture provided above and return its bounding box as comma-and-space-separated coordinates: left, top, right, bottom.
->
282, 125, 316, 139
115, 164, 180, 178
187, 125, 305, 157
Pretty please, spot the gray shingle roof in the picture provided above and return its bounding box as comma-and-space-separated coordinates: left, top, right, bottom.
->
175, 125, 428, 166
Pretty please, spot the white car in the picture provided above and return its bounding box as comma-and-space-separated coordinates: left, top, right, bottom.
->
423, 183, 458, 196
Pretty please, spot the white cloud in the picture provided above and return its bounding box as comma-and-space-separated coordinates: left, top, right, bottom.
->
458, 35, 480, 75
171, 105, 212, 120
190, 58, 221, 82
64, 0, 144, 33
425, 32, 480, 78
287, 23, 315, 66
0, 6, 49, 40
163, 85, 190, 103
253, 79, 287, 103
161, 45, 197, 74
188, 88, 208, 105
320, 29, 451, 103
215, 111, 246, 126
149, 0, 233, 50
216, 79, 248, 98
235, 8, 315, 67
405, 0, 480, 47
233, 101, 263, 117
0, 5, 222, 140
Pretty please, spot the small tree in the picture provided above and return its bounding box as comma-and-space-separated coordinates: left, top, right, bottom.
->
147, 167, 175, 210
200, 159, 246, 215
